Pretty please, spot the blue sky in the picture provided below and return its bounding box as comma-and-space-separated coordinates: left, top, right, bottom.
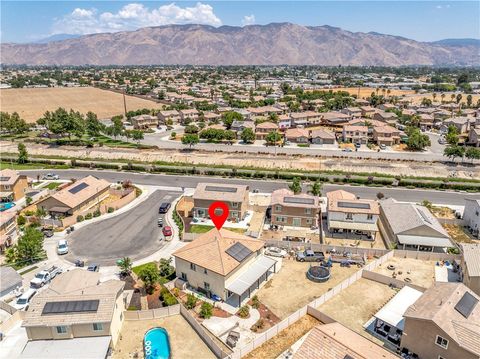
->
1, 1, 479, 43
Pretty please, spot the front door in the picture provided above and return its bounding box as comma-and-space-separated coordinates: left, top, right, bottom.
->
293, 218, 301, 227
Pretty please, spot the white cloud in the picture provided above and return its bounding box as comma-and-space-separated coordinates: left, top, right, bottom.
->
241, 14, 256, 26
51, 2, 222, 35
436, 4, 451, 9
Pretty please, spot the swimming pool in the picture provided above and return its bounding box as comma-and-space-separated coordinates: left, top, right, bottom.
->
144, 327, 171, 359
0, 202, 15, 212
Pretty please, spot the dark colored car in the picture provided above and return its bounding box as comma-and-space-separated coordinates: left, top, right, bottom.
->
162, 226, 172, 237
87, 264, 100, 272
41, 228, 54, 238
158, 202, 171, 214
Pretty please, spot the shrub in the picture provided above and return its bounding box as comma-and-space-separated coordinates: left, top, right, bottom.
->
251, 295, 260, 309
76, 215, 84, 222
93, 209, 101, 217
24, 210, 35, 216
163, 293, 178, 306
251, 318, 265, 332
238, 305, 250, 318
17, 215, 27, 226
26, 196, 32, 205
107, 207, 114, 213
171, 288, 180, 297
85, 213, 93, 220
186, 293, 198, 309
200, 302, 213, 319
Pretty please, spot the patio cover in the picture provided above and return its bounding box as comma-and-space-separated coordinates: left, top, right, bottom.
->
0, 191, 13, 198
373, 286, 423, 330
20, 336, 111, 359
226, 256, 277, 296
48, 206, 71, 213
328, 220, 378, 232
397, 234, 453, 248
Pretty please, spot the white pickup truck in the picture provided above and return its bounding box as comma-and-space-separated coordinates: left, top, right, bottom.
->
30, 266, 62, 288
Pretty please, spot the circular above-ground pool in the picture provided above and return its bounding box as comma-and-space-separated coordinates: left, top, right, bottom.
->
307, 265, 331, 283
144, 327, 171, 359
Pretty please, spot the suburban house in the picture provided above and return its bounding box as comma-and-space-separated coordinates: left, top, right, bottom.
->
360, 106, 376, 118
342, 125, 368, 144
21, 269, 126, 358
178, 109, 199, 124
341, 107, 362, 118
290, 111, 322, 126
442, 117, 472, 134
157, 110, 180, 124
401, 283, 480, 359
372, 126, 402, 146
277, 114, 292, 130
0, 211, 19, 253
467, 127, 480, 147
0, 168, 29, 202
418, 113, 435, 130
203, 112, 221, 122
255, 122, 278, 140
230, 120, 255, 134
379, 198, 455, 251
173, 228, 277, 307
463, 199, 480, 238
36, 175, 111, 218
326, 190, 379, 240
0, 266, 22, 298
460, 243, 480, 296
310, 129, 336, 145
373, 111, 398, 125
246, 106, 283, 119
293, 322, 398, 359
285, 128, 309, 143
130, 114, 158, 129
192, 183, 249, 222
321, 111, 351, 126
270, 189, 321, 228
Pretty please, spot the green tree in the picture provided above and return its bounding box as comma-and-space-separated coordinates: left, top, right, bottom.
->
184, 124, 199, 134
138, 263, 160, 294
7, 227, 44, 266
199, 302, 213, 319
117, 257, 132, 276
465, 147, 480, 162
466, 94, 473, 107
406, 127, 431, 151
85, 111, 103, 137
158, 258, 175, 278
131, 130, 144, 144
181, 134, 199, 148
289, 177, 302, 194
446, 125, 459, 146
456, 94, 463, 104
240, 128, 255, 144
17, 143, 28, 164
186, 293, 198, 309
444, 145, 465, 161
310, 180, 321, 196
222, 111, 242, 129
265, 131, 282, 145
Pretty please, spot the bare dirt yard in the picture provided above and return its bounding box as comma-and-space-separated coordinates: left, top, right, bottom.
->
256, 259, 361, 319
373, 257, 436, 288
243, 315, 320, 359
0, 87, 164, 122
317, 278, 397, 346
443, 224, 477, 244
334, 87, 415, 99
113, 316, 215, 359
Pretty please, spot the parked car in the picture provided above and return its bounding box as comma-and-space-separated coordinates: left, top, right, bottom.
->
162, 226, 172, 236
13, 288, 37, 310
265, 247, 287, 258
296, 249, 325, 262
438, 137, 446, 145
41, 228, 54, 238
74, 259, 85, 267
342, 148, 353, 152
379, 144, 387, 150
87, 264, 100, 272
57, 240, 68, 255
354, 143, 361, 149
42, 173, 59, 180
30, 266, 62, 288
158, 202, 171, 214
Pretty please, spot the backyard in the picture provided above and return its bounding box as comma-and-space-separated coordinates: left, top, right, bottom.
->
373, 257, 435, 288
256, 259, 362, 319
113, 316, 215, 359
443, 224, 477, 244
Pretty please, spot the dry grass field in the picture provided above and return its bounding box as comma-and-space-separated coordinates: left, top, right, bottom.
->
333, 87, 415, 98
0, 87, 164, 122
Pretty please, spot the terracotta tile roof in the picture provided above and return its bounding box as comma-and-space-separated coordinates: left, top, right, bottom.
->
193, 182, 248, 203
255, 121, 278, 130
285, 128, 309, 138
173, 228, 264, 275
327, 190, 379, 215
310, 130, 335, 139
0, 169, 21, 186
293, 323, 397, 359
271, 188, 320, 208
343, 125, 368, 132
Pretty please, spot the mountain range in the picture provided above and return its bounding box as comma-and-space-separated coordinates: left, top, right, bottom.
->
2, 23, 479, 66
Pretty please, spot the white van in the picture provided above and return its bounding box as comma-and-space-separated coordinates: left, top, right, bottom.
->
57, 240, 68, 255
14, 288, 37, 310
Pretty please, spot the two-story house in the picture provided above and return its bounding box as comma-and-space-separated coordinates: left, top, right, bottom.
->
178, 109, 200, 124
326, 190, 379, 240
463, 199, 480, 238
460, 243, 480, 296
130, 114, 158, 129
255, 122, 279, 140
270, 189, 321, 228
173, 228, 277, 307
0, 168, 29, 202
372, 125, 402, 146
192, 183, 249, 222
342, 125, 368, 145
0, 211, 18, 253
157, 110, 181, 124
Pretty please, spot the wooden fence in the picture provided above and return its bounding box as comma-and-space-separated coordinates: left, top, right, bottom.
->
123, 305, 180, 320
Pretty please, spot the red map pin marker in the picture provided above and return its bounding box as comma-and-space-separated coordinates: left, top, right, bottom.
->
209, 201, 229, 230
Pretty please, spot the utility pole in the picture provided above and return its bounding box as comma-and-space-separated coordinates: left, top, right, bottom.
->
123, 90, 127, 118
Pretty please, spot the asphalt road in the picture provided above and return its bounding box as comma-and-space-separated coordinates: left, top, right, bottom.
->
65, 189, 180, 265
22, 169, 480, 205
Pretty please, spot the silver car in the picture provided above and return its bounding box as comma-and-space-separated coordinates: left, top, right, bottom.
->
264, 247, 287, 258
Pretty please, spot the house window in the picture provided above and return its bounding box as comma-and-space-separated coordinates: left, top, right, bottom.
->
93, 323, 103, 331
306, 218, 312, 225
181, 272, 187, 281
275, 205, 282, 212
275, 216, 285, 223
435, 335, 449, 349
204, 268, 208, 274
190, 263, 196, 271
231, 202, 238, 208
204, 282, 210, 290
305, 208, 312, 215
346, 213, 353, 220
56, 326, 67, 334
367, 214, 373, 220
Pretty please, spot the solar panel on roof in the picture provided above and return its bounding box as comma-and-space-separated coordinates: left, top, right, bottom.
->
205, 186, 237, 193
417, 207, 432, 225
0, 177, 11, 182
42, 300, 100, 315
284, 197, 315, 205
454, 292, 478, 319
337, 201, 370, 209
68, 182, 89, 194
226, 242, 252, 262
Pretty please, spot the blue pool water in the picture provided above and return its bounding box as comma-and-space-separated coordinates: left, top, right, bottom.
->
0, 202, 15, 212
144, 327, 171, 359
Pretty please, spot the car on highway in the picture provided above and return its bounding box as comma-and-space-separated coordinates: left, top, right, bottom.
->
162, 226, 172, 237
13, 288, 37, 311
158, 202, 171, 214
57, 240, 69, 255
264, 246, 287, 258
87, 264, 100, 272
42, 173, 59, 180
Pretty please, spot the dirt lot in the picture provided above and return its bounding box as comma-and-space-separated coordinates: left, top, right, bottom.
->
113, 316, 215, 359
374, 257, 435, 288
256, 259, 361, 319
243, 315, 320, 359
443, 224, 477, 244
318, 278, 397, 345
324, 236, 387, 249
329, 87, 415, 99
0, 87, 163, 122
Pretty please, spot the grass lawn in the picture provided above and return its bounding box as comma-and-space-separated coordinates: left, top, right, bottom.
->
189, 224, 246, 234
45, 182, 62, 190
132, 261, 157, 276
0, 161, 70, 170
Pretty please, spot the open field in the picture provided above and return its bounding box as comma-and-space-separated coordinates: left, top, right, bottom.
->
256, 259, 361, 319
112, 316, 215, 359
373, 257, 435, 288
334, 87, 415, 98
0, 87, 163, 122
317, 278, 397, 346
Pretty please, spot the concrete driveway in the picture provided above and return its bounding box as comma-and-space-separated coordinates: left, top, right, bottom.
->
65, 189, 180, 265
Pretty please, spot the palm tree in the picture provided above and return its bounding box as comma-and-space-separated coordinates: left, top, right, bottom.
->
117, 257, 133, 276
441, 93, 445, 104
432, 93, 437, 102
450, 94, 455, 103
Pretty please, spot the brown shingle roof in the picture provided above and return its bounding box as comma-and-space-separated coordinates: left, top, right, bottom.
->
193, 183, 248, 203
271, 189, 320, 209
0, 169, 21, 186
327, 190, 379, 215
